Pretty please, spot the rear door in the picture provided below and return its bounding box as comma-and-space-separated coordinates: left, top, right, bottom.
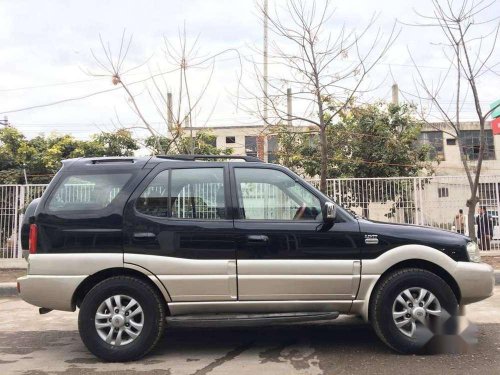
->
231, 165, 362, 301
123, 163, 238, 302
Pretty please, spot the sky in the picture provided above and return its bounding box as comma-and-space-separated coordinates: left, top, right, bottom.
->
0, 0, 499, 140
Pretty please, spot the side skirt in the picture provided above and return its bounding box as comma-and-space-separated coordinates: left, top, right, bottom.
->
166, 312, 340, 327
167, 300, 352, 316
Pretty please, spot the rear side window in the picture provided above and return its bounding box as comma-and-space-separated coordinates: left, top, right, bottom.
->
47, 174, 131, 211
136, 168, 226, 220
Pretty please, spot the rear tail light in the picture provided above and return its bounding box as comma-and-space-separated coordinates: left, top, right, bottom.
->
29, 224, 38, 254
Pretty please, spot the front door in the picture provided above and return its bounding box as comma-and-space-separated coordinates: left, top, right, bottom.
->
123, 164, 237, 302
231, 166, 362, 301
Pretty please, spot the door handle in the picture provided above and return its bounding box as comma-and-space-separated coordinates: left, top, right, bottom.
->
133, 232, 156, 241
247, 234, 269, 243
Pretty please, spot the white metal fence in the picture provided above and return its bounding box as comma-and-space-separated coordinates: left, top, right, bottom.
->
1, 176, 499, 258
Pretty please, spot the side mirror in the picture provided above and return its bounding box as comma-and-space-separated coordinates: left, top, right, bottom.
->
323, 202, 336, 223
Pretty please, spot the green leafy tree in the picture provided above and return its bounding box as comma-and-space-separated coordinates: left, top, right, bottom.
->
275, 102, 435, 219
145, 130, 232, 156
0, 128, 140, 184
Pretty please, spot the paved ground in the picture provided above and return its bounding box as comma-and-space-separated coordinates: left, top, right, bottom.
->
0, 269, 25, 283
1, 288, 500, 375
483, 255, 500, 269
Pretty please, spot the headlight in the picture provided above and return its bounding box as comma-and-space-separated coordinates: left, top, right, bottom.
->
466, 241, 481, 263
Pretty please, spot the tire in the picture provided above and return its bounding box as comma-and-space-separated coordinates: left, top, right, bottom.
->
369, 268, 458, 354
78, 276, 166, 362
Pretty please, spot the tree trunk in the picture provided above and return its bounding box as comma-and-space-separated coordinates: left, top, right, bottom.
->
466, 196, 478, 241
319, 125, 328, 194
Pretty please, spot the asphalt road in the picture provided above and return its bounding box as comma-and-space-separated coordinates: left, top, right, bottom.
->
1, 288, 500, 375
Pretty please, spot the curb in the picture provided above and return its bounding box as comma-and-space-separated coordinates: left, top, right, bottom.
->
0, 282, 18, 297
0, 259, 27, 269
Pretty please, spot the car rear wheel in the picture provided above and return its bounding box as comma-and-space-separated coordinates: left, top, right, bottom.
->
78, 276, 165, 362
369, 268, 458, 353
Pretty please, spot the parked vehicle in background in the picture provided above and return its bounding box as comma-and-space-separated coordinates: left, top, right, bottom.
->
18, 156, 494, 361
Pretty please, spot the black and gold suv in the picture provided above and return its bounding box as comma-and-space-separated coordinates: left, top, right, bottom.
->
18, 155, 494, 361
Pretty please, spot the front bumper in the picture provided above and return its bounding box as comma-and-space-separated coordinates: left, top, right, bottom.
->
453, 262, 495, 304
17, 275, 86, 311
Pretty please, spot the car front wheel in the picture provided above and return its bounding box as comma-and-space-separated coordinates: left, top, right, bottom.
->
369, 268, 458, 353
78, 276, 165, 362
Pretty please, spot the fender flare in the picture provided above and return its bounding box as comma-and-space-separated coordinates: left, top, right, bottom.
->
352, 244, 460, 321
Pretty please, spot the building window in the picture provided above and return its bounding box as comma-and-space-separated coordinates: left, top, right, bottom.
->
267, 135, 278, 163
460, 130, 495, 160
446, 138, 456, 145
225, 136, 236, 144
245, 136, 257, 157
438, 187, 449, 198
419, 131, 444, 159
478, 182, 499, 207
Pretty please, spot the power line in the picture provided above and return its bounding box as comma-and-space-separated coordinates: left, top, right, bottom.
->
0, 77, 108, 92
0, 66, 185, 115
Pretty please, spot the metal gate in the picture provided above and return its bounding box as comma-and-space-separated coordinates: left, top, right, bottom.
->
1, 176, 499, 258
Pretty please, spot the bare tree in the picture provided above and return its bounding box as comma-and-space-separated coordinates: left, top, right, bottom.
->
88, 28, 241, 154
407, 0, 500, 240
245, 0, 398, 192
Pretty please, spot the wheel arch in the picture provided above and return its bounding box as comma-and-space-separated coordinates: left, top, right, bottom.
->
368, 259, 461, 312
353, 251, 462, 321
72, 267, 170, 313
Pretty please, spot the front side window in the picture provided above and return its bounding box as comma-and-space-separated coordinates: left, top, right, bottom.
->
48, 173, 131, 211
137, 168, 226, 220
235, 168, 322, 221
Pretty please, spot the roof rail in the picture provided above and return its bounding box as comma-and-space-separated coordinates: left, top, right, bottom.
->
91, 158, 136, 164
156, 154, 263, 162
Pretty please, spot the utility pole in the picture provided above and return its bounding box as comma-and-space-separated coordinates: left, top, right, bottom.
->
287, 88, 292, 126
263, 0, 269, 127
392, 83, 399, 105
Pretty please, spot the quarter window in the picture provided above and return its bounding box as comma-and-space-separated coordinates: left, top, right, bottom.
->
48, 174, 131, 211
235, 168, 322, 221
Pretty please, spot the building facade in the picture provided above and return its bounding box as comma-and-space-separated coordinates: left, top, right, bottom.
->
188, 121, 500, 176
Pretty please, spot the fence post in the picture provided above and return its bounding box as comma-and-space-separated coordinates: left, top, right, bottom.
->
17, 185, 26, 258
413, 178, 419, 226
419, 177, 425, 226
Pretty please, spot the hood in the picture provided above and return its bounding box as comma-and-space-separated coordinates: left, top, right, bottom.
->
358, 218, 470, 262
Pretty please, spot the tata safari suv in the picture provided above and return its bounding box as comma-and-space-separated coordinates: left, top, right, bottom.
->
18, 155, 494, 361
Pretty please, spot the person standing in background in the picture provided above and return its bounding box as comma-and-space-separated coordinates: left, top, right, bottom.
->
476, 206, 493, 251
454, 209, 465, 234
